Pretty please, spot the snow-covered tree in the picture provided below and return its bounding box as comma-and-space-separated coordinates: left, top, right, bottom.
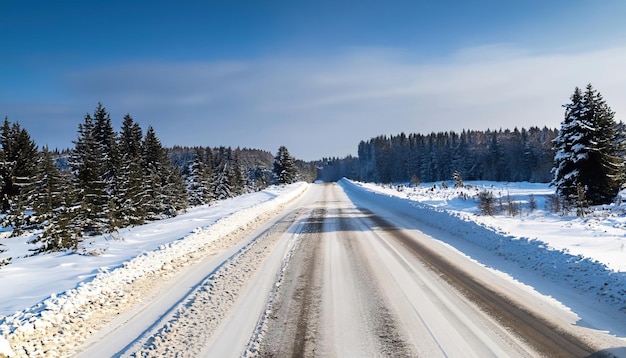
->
163, 156, 188, 214
32, 147, 67, 221
185, 149, 211, 206
485, 133, 504, 181
211, 147, 233, 200
92, 103, 120, 230
452, 170, 464, 188
213, 159, 233, 200
552, 84, 624, 206
552, 87, 586, 203
0, 119, 39, 234
229, 149, 246, 196
142, 126, 187, 219
116, 114, 146, 226
32, 147, 77, 252
70, 106, 110, 235
273, 146, 298, 184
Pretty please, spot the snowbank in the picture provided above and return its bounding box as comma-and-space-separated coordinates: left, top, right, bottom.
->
0, 335, 15, 357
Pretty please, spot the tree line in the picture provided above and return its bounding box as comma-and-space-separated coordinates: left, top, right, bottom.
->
319, 127, 556, 184
1, 103, 306, 253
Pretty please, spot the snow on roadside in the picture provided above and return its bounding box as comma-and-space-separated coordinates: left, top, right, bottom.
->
0, 335, 15, 357
242, 216, 306, 357
125, 209, 306, 357
0, 183, 308, 357
340, 179, 626, 309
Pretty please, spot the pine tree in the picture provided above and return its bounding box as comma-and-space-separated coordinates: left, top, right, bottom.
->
615, 121, 626, 186
229, 149, 245, 195
142, 126, 187, 218
163, 153, 188, 215
116, 114, 146, 225
273, 146, 298, 184
91, 103, 120, 230
70, 109, 107, 235
552, 87, 586, 203
552, 85, 624, 206
213, 150, 233, 200
31, 147, 67, 221
579, 84, 623, 204
202, 147, 215, 201
0, 118, 14, 213
185, 149, 207, 206
142, 126, 166, 219
0, 120, 39, 234
31, 147, 77, 252
184, 147, 215, 206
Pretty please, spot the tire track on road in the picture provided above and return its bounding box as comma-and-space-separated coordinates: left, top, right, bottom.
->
363, 209, 597, 358
256, 185, 415, 357
333, 207, 415, 356
114, 209, 305, 357
254, 208, 325, 357
291, 212, 324, 358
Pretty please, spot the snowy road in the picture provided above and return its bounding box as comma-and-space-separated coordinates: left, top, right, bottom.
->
76, 183, 620, 357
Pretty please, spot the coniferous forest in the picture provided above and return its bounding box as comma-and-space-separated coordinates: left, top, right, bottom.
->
0, 103, 311, 252
318, 127, 557, 184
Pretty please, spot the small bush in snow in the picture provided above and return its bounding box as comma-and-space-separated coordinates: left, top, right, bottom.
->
506, 194, 520, 217
410, 174, 420, 187
452, 170, 464, 188
546, 194, 561, 214
528, 194, 537, 212
478, 191, 496, 216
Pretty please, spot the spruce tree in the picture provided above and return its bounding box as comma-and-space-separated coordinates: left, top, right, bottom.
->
32, 147, 77, 252
91, 103, 120, 230
185, 155, 202, 206
0, 118, 14, 213
229, 148, 245, 195
552, 87, 586, 203
552, 85, 624, 206
163, 154, 188, 215
579, 84, 623, 204
0, 120, 39, 234
273, 146, 298, 184
142, 126, 187, 218
185, 148, 213, 206
213, 149, 233, 200
32, 147, 66, 221
142, 126, 166, 219
202, 147, 215, 202
117, 114, 146, 225
70, 109, 106, 235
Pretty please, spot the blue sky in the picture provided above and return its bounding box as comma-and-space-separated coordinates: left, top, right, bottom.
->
2, 1, 626, 160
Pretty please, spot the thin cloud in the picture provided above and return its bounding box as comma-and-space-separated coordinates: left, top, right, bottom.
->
58, 45, 626, 159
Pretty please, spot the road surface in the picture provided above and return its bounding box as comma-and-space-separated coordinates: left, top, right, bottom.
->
76, 183, 621, 357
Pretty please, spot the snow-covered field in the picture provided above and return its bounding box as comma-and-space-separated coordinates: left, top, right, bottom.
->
0, 183, 308, 357
360, 181, 626, 272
